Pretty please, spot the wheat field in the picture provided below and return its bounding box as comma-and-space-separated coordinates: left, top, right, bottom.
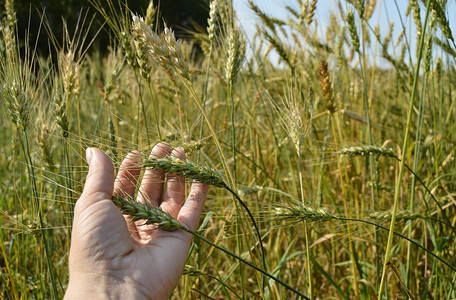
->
1, 0, 456, 298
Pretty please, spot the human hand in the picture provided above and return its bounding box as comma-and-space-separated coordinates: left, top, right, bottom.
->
65, 143, 209, 300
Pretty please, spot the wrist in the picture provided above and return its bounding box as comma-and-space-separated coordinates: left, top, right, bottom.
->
64, 273, 147, 300
65, 273, 111, 300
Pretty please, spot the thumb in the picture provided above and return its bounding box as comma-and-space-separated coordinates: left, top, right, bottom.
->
79, 148, 115, 207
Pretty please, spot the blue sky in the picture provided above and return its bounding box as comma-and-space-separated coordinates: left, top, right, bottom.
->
232, 0, 456, 64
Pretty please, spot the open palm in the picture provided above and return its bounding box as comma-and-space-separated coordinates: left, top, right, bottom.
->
65, 143, 208, 300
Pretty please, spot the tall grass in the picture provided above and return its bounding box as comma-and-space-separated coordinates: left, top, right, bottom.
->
1, 0, 456, 298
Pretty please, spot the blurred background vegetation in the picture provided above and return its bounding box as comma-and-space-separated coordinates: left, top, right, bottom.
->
0, 0, 209, 55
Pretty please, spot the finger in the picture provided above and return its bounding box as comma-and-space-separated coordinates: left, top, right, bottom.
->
73, 148, 133, 247
137, 142, 171, 206
114, 150, 142, 198
161, 147, 186, 218
136, 143, 171, 242
177, 181, 209, 231
114, 151, 142, 240
78, 148, 115, 210
71, 148, 134, 265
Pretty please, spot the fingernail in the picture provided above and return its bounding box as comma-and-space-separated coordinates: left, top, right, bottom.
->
86, 148, 94, 165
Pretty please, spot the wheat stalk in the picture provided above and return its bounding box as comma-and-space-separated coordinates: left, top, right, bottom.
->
113, 187, 456, 281
183, 264, 241, 298
322, 55, 360, 296
340, 145, 456, 238
378, 0, 433, 295
270, 205, 456, 276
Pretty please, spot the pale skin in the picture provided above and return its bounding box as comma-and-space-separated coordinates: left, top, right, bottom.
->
65, 143, 209, 300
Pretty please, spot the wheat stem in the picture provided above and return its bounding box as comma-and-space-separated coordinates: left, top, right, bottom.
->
406, 56, 429, 287
22, 130, 59, 299
0, 231, 18, 300
183, 227, 309, 299
298, 150, 313, 298
338, 217, 456, 273
272, 206, 456, 273
197, 38, 214, 163
340, 145, 456, 237
322, 59, 360, 297
378, 0, 432, 297
183, 265, 241, 298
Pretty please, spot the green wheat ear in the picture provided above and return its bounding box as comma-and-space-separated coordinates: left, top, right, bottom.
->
112, 195, 182, 231
143, 156, 226, 188
274, 204, 335, 222
339, 145, 397, 158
